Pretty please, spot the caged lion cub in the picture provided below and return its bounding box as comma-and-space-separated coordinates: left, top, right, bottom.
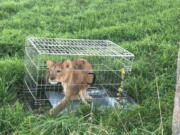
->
46, 58, 95, 115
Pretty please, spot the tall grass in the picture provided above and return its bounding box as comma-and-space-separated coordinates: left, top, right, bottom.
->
0, 0, 179, 134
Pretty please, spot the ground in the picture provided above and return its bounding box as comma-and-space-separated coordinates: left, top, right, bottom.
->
0, 0, 180, 134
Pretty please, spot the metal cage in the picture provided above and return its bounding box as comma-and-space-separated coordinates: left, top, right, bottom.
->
24, 37, 134, 107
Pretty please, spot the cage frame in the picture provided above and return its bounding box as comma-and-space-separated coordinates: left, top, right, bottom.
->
24, 37, 134, 107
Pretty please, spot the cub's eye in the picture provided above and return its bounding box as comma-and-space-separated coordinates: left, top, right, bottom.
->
57, 70, 61, 73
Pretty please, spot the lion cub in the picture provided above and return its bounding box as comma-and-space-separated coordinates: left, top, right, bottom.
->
47, 58, 94, 115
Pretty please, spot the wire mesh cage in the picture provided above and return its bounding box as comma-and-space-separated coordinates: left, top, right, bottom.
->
24, 37, 134, 108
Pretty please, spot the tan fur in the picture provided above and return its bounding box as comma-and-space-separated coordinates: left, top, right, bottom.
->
47, 59, 93, 115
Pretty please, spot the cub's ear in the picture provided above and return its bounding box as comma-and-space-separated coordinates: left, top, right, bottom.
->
47, 60, 55, 68
63, 60, 72, 69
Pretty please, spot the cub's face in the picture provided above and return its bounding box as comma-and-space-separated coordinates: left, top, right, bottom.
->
46, 60, 72, 85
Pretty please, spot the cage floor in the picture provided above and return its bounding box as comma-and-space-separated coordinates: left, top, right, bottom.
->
45, 89, 134, 110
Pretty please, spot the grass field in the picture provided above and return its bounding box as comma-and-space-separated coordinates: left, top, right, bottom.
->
0, 0, 180, 134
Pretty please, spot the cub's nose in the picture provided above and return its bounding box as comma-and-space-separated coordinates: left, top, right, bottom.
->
50, 76, 55, 80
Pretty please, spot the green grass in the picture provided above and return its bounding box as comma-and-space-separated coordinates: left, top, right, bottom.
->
0, 0, 179, 134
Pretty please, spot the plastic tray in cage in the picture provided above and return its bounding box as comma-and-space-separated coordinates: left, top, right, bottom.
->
45, 88, 133, 110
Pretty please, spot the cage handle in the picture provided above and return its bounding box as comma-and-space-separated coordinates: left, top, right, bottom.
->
87, 73, 96, 86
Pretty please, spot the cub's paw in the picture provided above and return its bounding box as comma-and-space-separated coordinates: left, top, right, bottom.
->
49, 108, 55, 115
